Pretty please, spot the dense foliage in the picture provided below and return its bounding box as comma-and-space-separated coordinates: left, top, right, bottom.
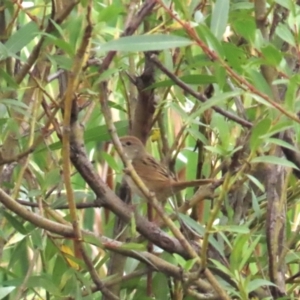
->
1, 0, 300, 299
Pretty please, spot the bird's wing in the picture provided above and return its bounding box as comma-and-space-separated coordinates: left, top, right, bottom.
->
132, 155, 174, 189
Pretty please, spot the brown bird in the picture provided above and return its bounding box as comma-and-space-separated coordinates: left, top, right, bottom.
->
119, 136, 216, 202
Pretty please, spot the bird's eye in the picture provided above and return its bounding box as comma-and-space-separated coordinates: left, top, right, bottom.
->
126, 141, 131, 146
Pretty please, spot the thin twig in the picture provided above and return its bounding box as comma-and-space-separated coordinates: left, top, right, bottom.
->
147, 53, 252, 128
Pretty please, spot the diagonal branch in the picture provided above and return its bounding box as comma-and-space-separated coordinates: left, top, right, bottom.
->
147, 53, 252, 128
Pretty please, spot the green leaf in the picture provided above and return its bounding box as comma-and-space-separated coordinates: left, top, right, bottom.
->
184, 258, 198, 272
260, 120, 293, 138
179, 213, 225, 257
3, 211, 28, 235
251, 190, 262, 218
119, 243, 147, 251
37, 120, 128, 153
83, 233, 103, 247
97, 3, 124, 22
247, 279, 276, 294
249, 118, 272, 151
100, 152, 122, 172
190, 91, 242, 119
4, 21, 39, 55
153, 272, 169, 300
197, 24, 225, 58
204, 145, 227, 156
233, 18, 256, 42
149, 74, 216, 89
0, 99, 29, 109
285, 251, 300, 264
214, 61, 226, 88
251, 155, 299, 170
172, 254, 186, 268
211, 114, 231, 150
30, 229, 45, 250
266, 137, 300, 153
94, 68, 122, 85
246, 174, 265, 193
107, 100, 127, 112
274, 0, 294, 11
223, 43, 247, 73
230, 234, 249, 271
261, 44, 283, 66
44, 168, 61, 187
246, 70, 273, 97
239, 235, 261, 270
210, 0, 229, 40
0, 42, 10, 60
53, 39, 75, 57
215, 225, 250, 234
45, 239, 58, 262
47, 55, 73, 71
0, 287, 15, 299
98, 34, 193, 52
232, 2, 254, 10
28, 189, 43, 198
49, 19, 65, 39
276, 23, 295, 46
52, 256, 70, 288
8, 238, 28, 270
0, 69, 18, 87
26, 274, 61, 295
84, 120, 129, 143
210, 259, 234, 277
284, 75, 300, 110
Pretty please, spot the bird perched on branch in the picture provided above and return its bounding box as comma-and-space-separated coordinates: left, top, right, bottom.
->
119, 136, 216, 202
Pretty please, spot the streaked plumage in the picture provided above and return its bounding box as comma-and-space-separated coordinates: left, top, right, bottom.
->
119, 136, 215, 201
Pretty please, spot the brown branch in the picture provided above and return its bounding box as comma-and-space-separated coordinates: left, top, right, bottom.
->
253, 1, 287, 297
14, 250, 39, 299
0, 182, 246, 297
103, 242, 214, 294
130, 53, 156, 143
16, 199, 99, 209
0, 185, 218, 295
0, 188, 75, 237
81, 270, 147, 297
61, 0, 92, 259
79, 243, 119, 300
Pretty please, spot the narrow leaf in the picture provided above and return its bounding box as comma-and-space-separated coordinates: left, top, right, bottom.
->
5, 21, 39, 55
249, 118, 271, 151
246, 174, 265, 193
98, 34, 193, 52
247, 279, 276, 294
276, 23, 295, 46
0, 99, 29, 109
0, 287, 15, 299
179, 213, 225, 257
239, 235, 261, 270
191, 90, 242, 118
267, 137, 300, 153
210, 0, 230, 40
3, 211, 28, 235
251, 156, 299, 170
215, 225, 250, 234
